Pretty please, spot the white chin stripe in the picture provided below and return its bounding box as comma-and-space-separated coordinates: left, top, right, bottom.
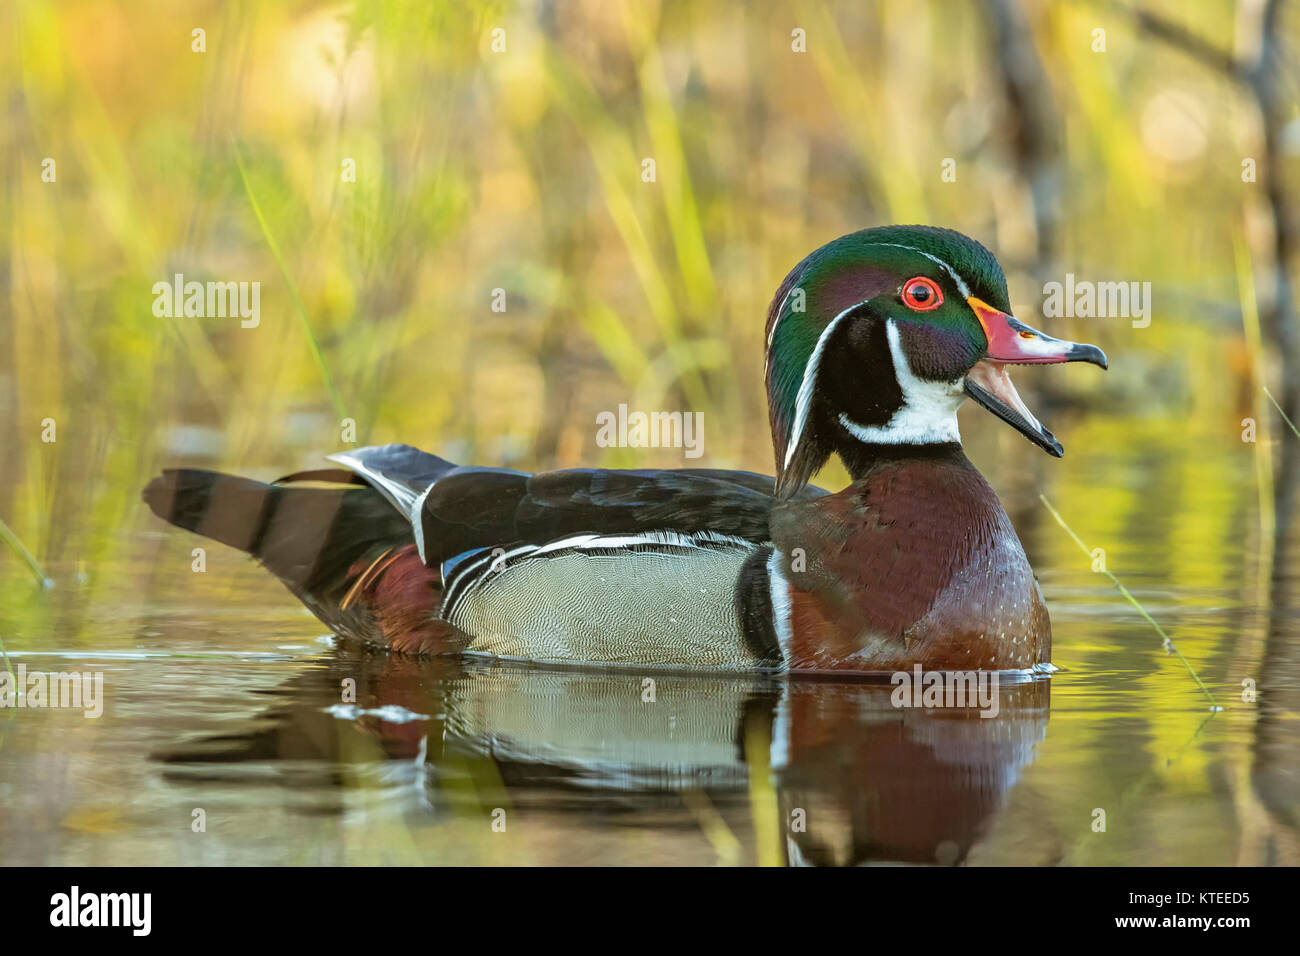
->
838, 321, 963, 446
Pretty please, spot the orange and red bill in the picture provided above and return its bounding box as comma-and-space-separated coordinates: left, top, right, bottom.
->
964, 296, 1108, 457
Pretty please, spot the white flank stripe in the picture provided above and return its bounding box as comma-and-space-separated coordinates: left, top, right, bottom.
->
766, 548, 794, 666
530, 533, 601, 556
533, 530, 752, 553
442, 530, 755, 622
442, 543, 538, 618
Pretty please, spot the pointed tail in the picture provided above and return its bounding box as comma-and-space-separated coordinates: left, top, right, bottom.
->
142, 469, 446, 649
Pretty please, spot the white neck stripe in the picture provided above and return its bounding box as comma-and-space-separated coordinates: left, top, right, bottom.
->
782, 300, 865, 471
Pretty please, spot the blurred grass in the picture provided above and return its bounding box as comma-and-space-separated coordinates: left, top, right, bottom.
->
1, 0, 1288, 542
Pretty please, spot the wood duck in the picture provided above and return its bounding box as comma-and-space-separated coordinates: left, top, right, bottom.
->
144, 225, 1106, 674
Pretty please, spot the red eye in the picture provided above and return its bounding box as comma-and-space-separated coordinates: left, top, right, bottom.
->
901, 276, 943, 312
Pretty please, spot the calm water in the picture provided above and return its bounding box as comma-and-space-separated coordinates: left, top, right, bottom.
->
2, 414, 1298, 866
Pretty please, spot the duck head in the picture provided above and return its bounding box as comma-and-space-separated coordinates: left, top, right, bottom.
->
765, 225, 1107, 496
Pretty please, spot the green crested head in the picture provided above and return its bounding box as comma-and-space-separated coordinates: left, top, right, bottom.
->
764, 225, 1107, 496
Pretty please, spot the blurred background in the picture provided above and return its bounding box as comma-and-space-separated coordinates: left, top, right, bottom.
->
1, 0, 1298, 866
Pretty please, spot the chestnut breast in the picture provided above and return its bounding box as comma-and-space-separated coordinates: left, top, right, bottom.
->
769, 446, 1050, 672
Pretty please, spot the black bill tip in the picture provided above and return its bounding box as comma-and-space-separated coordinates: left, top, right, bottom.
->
1067, 343, 1109, 370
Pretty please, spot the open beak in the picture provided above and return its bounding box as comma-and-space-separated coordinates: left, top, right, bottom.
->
964, 296, 1108, 457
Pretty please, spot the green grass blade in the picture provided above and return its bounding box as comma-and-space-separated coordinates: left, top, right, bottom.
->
0, 515, 50, 587
232, 141, 347, 422
1040, 494, 1220, 709
1263, 386, 1300, 440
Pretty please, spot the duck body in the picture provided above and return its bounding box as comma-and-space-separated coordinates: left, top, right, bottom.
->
144, 225, 1102, 674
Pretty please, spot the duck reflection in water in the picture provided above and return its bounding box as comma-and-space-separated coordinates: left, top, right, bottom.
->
158, 651, 1049, 866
